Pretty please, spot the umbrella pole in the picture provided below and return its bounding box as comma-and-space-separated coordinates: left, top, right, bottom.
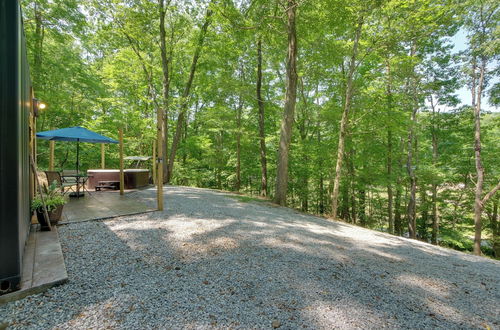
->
76, 139, 80, 197
76, 139, 80, 175
119, 129, 124, 195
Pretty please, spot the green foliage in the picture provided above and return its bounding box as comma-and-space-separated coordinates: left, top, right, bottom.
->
31, 181, 67, 212
21, 0, 500, 257
439, 225, 474, 251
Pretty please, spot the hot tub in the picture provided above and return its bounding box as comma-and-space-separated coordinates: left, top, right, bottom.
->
87, 169, 150, 190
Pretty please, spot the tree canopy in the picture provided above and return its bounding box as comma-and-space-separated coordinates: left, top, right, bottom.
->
23, 0, 500, 257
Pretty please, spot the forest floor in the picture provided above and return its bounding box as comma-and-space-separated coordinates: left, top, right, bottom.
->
1, 185, 499, 329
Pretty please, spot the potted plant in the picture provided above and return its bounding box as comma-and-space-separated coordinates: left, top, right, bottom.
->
31, 181, 67, 227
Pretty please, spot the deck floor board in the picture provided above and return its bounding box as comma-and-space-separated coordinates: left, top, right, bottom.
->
61, 188, 155, 223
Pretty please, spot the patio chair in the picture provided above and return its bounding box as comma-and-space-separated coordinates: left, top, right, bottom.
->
61, 169, 92, 197
61, 170, 77, 183
44, 171, 76, 195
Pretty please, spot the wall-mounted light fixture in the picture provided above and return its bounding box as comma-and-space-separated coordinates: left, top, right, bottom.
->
32, 98, 47, 117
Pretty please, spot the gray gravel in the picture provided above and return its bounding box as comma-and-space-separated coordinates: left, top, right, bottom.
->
1, 185, 499, 329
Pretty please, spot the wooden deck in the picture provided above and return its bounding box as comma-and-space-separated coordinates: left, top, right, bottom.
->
61, 189, 155, 223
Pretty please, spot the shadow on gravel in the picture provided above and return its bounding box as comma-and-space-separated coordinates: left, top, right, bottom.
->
2, 186, 498, 329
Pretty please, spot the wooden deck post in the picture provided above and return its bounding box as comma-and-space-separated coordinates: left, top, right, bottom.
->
119, 129, 124, 196
49, 140, 55, 171
152, 140, 156, 185
33, 117, 37, 167
157, 110, 164, 211
101, 143, 105, 169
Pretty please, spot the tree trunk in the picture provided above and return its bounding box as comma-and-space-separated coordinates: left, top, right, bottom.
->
274, 0, 298, 206
470, 59, 500, 254
395, 141, 404, 236
236, 81, 243, 191
341, 180, 350, 221
298, 78, 311, 212
159, 0, 171, 181
216, 131, 223, 189
349, 154, 357, 225
406, 113, 417, 239
256, 37, 268, 196
386, 60, 394, 234
358, 188, 366, 227
491, 197, 499, 258
319, 172, 325, 214
419, 185, 429, 239
394, 181, 402, 235
473, 57, 486, 255
430, 96, 439, 244
406, 43, 418, 239
331, 17, 363, 218
166, 6, 213, 183
317, 123, 325, 214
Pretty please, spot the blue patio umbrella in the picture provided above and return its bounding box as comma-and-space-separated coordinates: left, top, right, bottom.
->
36, 126, 118, 175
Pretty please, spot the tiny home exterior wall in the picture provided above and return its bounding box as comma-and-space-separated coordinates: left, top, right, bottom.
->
0, 0, 33, 294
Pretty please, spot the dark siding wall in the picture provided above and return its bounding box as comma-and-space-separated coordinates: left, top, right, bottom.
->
19, 8, 31, 261
0, 0, 32, 293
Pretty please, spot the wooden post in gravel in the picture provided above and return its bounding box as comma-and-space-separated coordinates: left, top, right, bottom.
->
119, 129, 124, 196
157, 109, 164, 211
101, 144, 105, 169
152, 140, 156, 185
48, 140, 55, 171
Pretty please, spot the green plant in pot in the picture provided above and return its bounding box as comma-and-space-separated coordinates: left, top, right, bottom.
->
31, 181, 67, 228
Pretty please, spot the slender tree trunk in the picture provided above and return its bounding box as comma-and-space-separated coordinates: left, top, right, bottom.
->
236, 81, 243, 191
317, 122, 325, 214
406, 43, 418, 239
217, 131, 223, 189
331, 17, 363, 218
349, 154, 357, 225
419, 185, 429, 239
491, 197, 499, 258
473, 57, 486, 255
471, 57, 477, 109
358, 188, 366, 227
341, 179, 350, 220
395, 139, 404, 236
159, 0, 172, 181
406, 113, 417, 239
181, 112, 188, 171
319, 172, 325, 214
394, 185, 402, 235
298, 78, 311, 212
431, 184, 438, 243
274, 0, 298, 206
166, 6, 213, 183
430, 96, 439, 244
470, 58, 500, 254
256, 37, 268, 196
386, 60, 394, 234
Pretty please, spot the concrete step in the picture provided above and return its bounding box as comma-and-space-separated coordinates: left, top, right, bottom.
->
0, 227, 68, 305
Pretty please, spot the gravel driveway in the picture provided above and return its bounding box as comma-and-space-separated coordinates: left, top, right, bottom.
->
1, 185, 499, 329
